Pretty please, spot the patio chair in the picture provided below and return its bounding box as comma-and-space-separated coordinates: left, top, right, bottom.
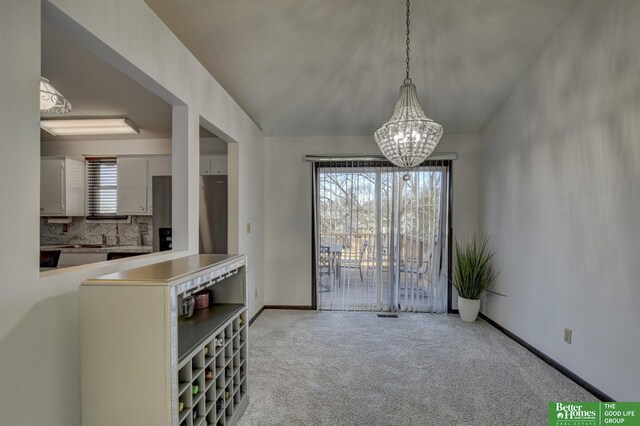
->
317, 245, 333, 293
357, 240, 369, 283
318, 245, 331, 276
399, 253, 430, 296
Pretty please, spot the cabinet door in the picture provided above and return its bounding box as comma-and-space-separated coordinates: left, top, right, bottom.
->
210, 155, 228, 175
117, 157, 148, 215
200, 156, 211, 175
147, 156, 171, 214
64, 158, 86, 216
41, 158, 65, 215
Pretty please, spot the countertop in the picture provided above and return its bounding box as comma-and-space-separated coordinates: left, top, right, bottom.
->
82, 254, 246, 287
41, 245, 153, 253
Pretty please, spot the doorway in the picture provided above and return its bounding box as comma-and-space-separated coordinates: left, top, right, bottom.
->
313, 159, 450, 312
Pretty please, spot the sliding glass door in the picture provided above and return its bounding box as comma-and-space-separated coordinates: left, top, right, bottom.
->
313, 160, 450, 313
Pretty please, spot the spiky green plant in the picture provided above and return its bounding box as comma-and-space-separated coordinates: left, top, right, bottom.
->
451, 234, 499, 300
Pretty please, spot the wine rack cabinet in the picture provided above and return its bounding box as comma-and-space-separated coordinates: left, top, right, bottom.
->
81, 254, 249, 426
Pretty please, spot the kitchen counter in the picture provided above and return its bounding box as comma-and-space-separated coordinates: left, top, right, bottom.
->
83, 254, 245, 286
41, 245, 153, 254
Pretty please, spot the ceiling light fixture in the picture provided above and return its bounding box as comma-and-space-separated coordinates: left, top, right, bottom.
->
40, 77, 72, 113
374, 0, 443, 168
40, 118, 140, 136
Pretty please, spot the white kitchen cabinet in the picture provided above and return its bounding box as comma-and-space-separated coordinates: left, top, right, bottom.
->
200, 155, 227, 175
117, 156, 171, 216
117, 157, 148, 215
40, 156, 85, 216
210, 155, 227, 175
147, 156, 171, 214
200, 155, 212, 175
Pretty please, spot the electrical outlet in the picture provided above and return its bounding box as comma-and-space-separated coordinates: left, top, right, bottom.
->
63, 224, 68, 232
139, 223, 148, 233
246, 222, 251, 233
564, 328, 572, 344
254, 289, 258, 299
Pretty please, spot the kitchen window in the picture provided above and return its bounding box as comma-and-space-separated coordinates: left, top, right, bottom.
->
86, 158, 123, 219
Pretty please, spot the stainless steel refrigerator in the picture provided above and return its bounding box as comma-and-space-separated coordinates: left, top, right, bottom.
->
152, 175, 228, 254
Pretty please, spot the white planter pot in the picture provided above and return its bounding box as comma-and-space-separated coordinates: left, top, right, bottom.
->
458, 296, 481, 322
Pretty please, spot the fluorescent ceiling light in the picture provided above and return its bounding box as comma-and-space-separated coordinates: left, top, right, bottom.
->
40, 118, 140, 136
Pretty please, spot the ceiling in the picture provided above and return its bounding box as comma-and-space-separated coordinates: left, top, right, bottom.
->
144, 0, 579, 137
41, 19, 172, 141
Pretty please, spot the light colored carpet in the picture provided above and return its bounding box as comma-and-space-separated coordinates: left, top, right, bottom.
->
238, 310, 596, 426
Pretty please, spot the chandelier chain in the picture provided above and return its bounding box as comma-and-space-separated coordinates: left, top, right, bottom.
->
405, 0, 411, 85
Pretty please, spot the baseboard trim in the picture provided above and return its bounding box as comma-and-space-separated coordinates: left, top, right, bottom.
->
249, 306, 266, 326
263, 305, 313, 310
249, 305, 314, 326
478, 313, 614, 402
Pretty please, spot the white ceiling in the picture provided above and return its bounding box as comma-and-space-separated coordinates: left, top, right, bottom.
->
144, 0, 579, 137
41, 19, 172, 141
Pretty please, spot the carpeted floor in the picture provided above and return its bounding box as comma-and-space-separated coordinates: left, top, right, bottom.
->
238, 310, 596, 426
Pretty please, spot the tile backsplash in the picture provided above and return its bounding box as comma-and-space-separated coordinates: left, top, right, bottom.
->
40, 216, 153, 246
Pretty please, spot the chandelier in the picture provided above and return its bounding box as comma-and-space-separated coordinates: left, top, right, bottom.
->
40, 77, 71, 113
374, 0, 443, 168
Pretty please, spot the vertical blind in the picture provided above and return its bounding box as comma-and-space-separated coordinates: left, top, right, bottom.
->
313, 159, 450, 313
86, 158, 118, 217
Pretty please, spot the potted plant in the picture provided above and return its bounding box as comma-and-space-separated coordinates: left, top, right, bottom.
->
451, 234, 500, 322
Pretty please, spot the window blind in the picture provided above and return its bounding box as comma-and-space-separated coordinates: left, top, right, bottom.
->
86, 158, 118, 218
313, 159, 451, 313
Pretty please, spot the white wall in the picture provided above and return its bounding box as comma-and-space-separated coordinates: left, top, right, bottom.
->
231, 134, 265, 312
41, 137, 172, 156
264, 134, 481, 306
0, 1, 264, 425
200, 137, 228, 154
480, 0, 640, 401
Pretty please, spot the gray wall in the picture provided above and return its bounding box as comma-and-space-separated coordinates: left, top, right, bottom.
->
263, 134, 482, 306
480, 0, 640, 401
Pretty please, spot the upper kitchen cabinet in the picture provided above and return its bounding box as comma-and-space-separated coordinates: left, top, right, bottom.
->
117, 156, 171, 216
117, 157, 149, 215
200, 155, 227, 175
40, 156, 85, 217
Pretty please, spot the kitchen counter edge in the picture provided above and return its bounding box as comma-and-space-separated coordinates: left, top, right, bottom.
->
81, 254, 246, 287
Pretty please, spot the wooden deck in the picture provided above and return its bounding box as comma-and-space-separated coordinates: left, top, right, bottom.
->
317, 266, 430, 311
